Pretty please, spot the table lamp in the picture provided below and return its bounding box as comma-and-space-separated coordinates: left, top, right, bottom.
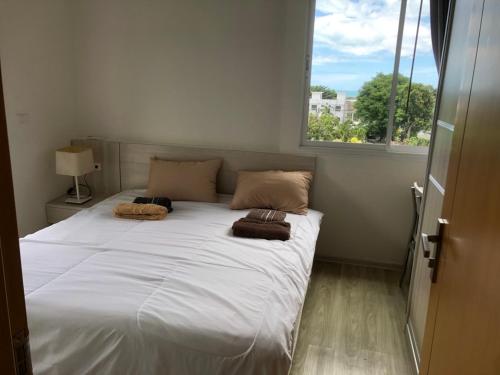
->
56, 146, 94, 204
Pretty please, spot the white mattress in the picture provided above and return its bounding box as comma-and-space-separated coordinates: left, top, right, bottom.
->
21, 190, 323, 375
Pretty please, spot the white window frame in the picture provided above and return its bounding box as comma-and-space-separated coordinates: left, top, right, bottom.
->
300, 0, 429, 155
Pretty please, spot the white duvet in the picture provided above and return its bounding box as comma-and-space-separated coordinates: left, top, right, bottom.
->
21, 190, 323, 375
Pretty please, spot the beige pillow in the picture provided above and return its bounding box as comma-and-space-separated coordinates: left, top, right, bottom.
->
230, 170, 313, 214
146, 158, 222, 202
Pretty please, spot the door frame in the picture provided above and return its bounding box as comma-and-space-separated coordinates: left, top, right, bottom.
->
0, 62, 32, 374
0, 250, 16, 375
404, 0, 456, 371
417, 0, 486, 373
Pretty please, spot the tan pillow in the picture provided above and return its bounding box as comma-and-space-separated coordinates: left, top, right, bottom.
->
230, 170, 313, 214
146, 158, 222, 202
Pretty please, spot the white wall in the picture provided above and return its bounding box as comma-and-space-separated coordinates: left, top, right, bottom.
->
73, 0, 284, 151
278, 0, 427, 264
0, 0, 77, 236
0, 0, 426, 265
72, 0, 426, 265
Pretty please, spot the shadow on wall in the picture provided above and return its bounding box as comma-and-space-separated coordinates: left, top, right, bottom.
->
310, 152, 425, 267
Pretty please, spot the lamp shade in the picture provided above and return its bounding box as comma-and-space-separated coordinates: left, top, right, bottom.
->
56, 146, 94, 176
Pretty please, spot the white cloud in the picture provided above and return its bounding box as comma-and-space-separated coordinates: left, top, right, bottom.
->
312, 54, 383, 66
312, 73, 366, 88
312, 55, 339, 65
314, 0, 433, 58
312, 55, 351, 65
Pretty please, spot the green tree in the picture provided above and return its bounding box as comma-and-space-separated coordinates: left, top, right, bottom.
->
307, 109, 340, 141
340, 119, 367, 142
310, 85, 337, 99
355, 73, 435, 143
355, 73, 404, 141
307, 108, 367, 143
395, 82, 435, 142
405, 136, 430, 146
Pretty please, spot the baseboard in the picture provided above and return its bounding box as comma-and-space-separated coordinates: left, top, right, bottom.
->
405, 320, 420, 375
314, 255, 403, 271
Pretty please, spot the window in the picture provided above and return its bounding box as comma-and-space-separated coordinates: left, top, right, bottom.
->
392, 0, 438, 147
303, 0, 438, 150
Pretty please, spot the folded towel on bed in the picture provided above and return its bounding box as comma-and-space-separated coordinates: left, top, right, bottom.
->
133, 197, 173, 212
246, 209, 286, 222
232, 218, 291, 241
113, 203, 167, 220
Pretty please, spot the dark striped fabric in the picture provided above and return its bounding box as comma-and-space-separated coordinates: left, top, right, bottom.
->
246, 209, 286, 222
133, 197, 173, 213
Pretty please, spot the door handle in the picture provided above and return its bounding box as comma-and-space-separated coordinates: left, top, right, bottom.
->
421, 218, 448, 282
421, 232, 439, 258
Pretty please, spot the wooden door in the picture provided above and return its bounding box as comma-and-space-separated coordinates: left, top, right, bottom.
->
0, 63, 32, 373
407, 0, 482, 362
421, 0, 500, 373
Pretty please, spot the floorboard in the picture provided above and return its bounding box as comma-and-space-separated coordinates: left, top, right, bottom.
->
290, 262, 413, 375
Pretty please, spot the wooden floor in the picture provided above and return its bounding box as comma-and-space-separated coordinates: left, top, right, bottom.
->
290, 262, 413, 375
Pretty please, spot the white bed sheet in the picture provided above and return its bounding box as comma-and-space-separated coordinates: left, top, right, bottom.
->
21, 190, 323, 375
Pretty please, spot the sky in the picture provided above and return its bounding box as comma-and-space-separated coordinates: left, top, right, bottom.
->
310, 0, 438, 95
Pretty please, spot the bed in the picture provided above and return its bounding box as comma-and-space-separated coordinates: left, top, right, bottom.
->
20, 141, 322, 375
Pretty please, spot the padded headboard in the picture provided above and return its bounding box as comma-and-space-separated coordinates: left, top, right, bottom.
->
72, 139, 316, 197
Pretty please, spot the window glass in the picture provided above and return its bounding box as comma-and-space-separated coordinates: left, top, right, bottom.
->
307, 0, 402, 144
305, 0, 437, 149
392, 0, 438, 147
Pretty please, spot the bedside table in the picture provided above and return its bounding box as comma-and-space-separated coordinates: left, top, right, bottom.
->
46, 193, 110, 224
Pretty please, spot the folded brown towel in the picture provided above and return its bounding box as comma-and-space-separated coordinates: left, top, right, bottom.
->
232, 218, 290, 241
246, 209, 286, 222
113, 203, 167, 220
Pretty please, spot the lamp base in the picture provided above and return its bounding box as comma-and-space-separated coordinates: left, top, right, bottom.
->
65, 195, 92, 205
